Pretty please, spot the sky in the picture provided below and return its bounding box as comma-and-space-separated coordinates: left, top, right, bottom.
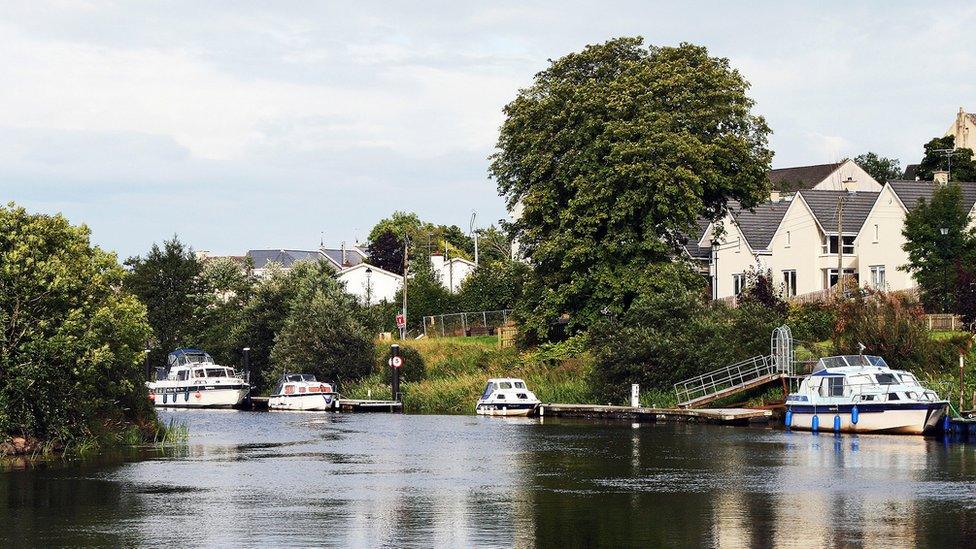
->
3, 1, 976, 259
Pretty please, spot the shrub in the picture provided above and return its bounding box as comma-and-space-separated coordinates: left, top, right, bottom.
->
787, 302, 837, 343
376, 344, 426, 382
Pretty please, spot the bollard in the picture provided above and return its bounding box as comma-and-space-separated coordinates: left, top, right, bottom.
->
242, 347, 252, 408
391, 344, 402, 402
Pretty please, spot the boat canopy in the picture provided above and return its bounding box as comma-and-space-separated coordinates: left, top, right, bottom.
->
281, 373, 318, 383
168, 348, 215, 367
812, 355, 888, 373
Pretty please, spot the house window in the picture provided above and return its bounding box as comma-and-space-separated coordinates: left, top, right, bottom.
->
733, 273, 746, 295
783, 270, 797, 297
870, 265, 886, 289
823, 235, 856, 254
873, 224, 879, 243
825, 268, 857, 288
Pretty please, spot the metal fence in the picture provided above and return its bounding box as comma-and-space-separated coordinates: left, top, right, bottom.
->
422, 309, 513, 338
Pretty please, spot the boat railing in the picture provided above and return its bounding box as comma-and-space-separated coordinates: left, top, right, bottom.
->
814, 380, 939, 401
674, 355, 777, 406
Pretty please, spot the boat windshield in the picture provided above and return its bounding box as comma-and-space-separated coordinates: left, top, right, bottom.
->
201, 368, 233, 378
481, 382, 496, 399
816, 355, 889, 371
498, 381, 513, 389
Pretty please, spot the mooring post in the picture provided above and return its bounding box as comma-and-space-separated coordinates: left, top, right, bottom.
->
144, 347, 152, 381
631, 384, 640, 408
960, 352, 965, 414
243, 347, 252, 408
391, 344, 402, 403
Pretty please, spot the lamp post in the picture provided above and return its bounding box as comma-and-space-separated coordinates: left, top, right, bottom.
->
941, 227, 950, 313
365, 267, 373, 306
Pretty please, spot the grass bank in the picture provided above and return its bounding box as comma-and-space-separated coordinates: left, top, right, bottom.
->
343, 336, 600, 414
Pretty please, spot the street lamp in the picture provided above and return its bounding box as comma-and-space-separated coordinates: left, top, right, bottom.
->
941, 227, 950, 313
365, 267, 373, 306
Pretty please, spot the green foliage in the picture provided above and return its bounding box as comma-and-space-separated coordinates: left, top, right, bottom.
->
588, 263, 785, 400
194, 257, 252, 366
853, 152, 901, 183
231, 265, 299, 392
474, 226, 511, 265
365, 229, 404, 274
738, 268, 787, 316
124, 237, 203, 366
832, 289, 968, 373
787, 302, 837, 343
268, 262, 375, 391
489, 37, 773, 341
0, 203, 155, 443
376, 344, 425, 383
397, 256, 458, 333
916, 136, 976, 182
367, 211, 473, 262
457, 260, 529, 313
901, 182, 976, 312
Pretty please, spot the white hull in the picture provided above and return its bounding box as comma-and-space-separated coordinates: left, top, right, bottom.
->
269, 394, 339, 411
475, 404, 538, 417
151, 387, 249, 408
788, 406, 946, 435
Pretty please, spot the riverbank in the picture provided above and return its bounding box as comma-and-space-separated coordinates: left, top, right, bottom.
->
0, 417, 188, 459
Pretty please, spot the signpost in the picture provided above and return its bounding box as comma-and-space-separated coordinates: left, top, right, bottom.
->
390, 344, 402, 402
631, 384, 640, 408
396, 314, 406, 340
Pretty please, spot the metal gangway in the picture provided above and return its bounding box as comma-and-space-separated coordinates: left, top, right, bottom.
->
674, 325, 794, 409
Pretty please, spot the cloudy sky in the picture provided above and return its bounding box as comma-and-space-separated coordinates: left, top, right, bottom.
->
3, 1, 975, 258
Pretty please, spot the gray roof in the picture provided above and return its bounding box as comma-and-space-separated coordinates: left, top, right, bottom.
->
320, 247, 366, 269
682, 217, 713, 259
768, 162, 842, 191
246, 249, 331, 270
902, 164, 919, 180
888, 180, 976, 213
797, 190, 880, 234
731, 201, 790, 250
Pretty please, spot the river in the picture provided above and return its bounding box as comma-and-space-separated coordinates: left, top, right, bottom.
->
2, 410, 976, 547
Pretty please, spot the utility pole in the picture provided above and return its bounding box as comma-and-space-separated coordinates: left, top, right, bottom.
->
933, 148, 960, 181
836, 195, 846, 297
470, 210, 479, 267
401, 236, 409, 340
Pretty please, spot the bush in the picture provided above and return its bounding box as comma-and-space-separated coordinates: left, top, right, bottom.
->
787, 302, 837, 343
376, 344, 426, 383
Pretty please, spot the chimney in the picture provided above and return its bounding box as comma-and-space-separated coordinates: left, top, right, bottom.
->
934, 170, 949, 186
769, 190, 781, 202
842, 176, 857, 193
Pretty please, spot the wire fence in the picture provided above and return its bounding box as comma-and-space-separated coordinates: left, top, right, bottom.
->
422, 309, 513, 338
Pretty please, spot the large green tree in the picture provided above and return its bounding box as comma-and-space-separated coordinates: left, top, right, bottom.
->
232, 265, 301, 392
366, 229, 405, 274
194, 257, 253, 366
0, 204, 154, 443
269, 263, 374, 389
853, 152, 901, 183
124, 237, 203, 366
916, 136, 976, 181
490, 37, 772, 341
901, 183, 976, 312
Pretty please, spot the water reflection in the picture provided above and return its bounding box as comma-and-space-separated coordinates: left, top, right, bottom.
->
2, 412, 976, 547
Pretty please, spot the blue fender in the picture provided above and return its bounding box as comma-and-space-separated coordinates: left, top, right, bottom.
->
851, 406, 859, 425
812, 415, 820, 432
833, 415, 841, 433
785, 409, 793, 428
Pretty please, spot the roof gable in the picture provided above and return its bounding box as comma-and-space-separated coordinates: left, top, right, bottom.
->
888, 180, 976, 214
730, 201, 790, 250
796, 190, 880, 234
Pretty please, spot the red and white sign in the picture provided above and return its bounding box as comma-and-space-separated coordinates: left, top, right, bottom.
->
391, 356, 404, 368
395, 314, 406, 329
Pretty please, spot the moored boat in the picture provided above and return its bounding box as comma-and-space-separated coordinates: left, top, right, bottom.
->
786, 354, 947, 435
476, 378, 540, 416
268, 374, 339, 411
147, 349, 250, 408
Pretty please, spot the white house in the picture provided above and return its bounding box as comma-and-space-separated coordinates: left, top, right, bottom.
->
337, 263, 403, 305
768, 159, 882, 196
429, 253, 477, 293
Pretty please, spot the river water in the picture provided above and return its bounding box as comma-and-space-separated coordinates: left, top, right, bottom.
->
2, 410, 976, 547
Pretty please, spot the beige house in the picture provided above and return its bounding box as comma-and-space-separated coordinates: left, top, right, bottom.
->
946, 107, 976, 151
768, 159, 882, 196
704, 178, 976, 300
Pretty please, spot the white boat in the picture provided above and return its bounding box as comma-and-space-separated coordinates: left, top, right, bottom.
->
268, 374, 340, 411
476, 378, 540, 416
147, 349, 250, 408
786, 354, 947, 435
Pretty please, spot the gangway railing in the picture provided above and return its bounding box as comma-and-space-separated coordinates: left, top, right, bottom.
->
674, 355, 778, 408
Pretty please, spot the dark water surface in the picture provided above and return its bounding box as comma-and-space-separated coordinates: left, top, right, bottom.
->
3, 410, 976, 547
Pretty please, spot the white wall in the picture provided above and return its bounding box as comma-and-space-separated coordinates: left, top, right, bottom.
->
767, 196, 825, 296
338, 265, 402, 304
429, 255, 477, 293
711, 215, 767, 299
811, 159, 883, 191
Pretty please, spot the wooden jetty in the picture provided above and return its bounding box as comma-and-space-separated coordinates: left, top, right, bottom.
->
245, 397, 401, 413
538, 403, 772, 425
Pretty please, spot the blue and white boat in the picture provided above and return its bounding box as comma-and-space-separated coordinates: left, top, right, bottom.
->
785, 354, 947, 435
147, 349, 250, 408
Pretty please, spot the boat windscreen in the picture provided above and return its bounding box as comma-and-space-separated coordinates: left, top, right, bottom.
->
866, 355, 888, 367
819, 356, 848, 370
842, 355, 871, 366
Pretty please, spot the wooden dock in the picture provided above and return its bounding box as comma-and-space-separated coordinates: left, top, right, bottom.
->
245, 397, 401, 413
538, 403, 772, 424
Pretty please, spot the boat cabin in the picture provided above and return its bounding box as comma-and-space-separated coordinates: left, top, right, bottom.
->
790, 355, 940, 404
158, 348, 238, 382
273, 373, 334, 396
480, 378, 537, 403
